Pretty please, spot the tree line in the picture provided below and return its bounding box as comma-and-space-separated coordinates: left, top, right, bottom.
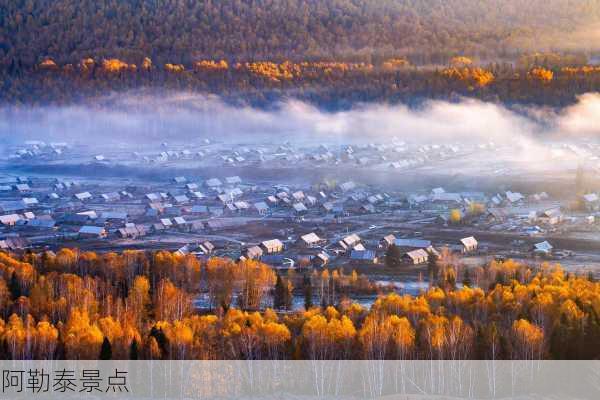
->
4, 54, 600, 107
0, 249, 598, 360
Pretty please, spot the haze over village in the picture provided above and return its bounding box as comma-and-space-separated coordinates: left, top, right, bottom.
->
2, 98, 600, 310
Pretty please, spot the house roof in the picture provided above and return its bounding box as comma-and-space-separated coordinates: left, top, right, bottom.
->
404, 249, 429, 260
74, 192, 92, 200
22, 197, 39, 205
146, 193, 161, 201
461, 236, 478, 247
350, 250, 376, 260
246, 245, 263, 258
173, 216, 187, 225
262, 239, 283, 249
534, 241, 553, 252
173, 195, 189, 203
234, 201, 250, 210
254, 201, 269, 212
301, 232, 322, 244
78, 226, 105, 235
293, 202, 308, 212
101, 192, 121, 201
225, 176, 242, 185
316, 252, 330, 262
0, 214, 21, 225
101, 212, 128, 220
432, 192, 462, 202
506, 191, 524, 203
342, 234, 361, 247
206, 178, 222, 187
382, 234, 396, 244
394, 238, 431, 248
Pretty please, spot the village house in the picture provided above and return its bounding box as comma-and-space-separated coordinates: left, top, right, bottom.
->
402, 249, 429, 265
380, 234, 396, 249
350, 250, 378, 264
233, 201, 250, 212
394, 238, 432, 249
505, 191, 524, 204
189, 191, 205, 200
254, 201, 269, 215
244, 245, 263, 260
460, 236, 478, 253
338, 233, 362, 252
117, 224, 146, 239
160, 218, 173, 229
313, 252, 330, 267
300, 232, 325, 248
533, 240, 553, 256
22, 197, 39, 207
101, 192, 121, 202
173, 195, 190, 205
225, 176, 242, 185
78, 226, 107, 239
293, 202, 308, 214
261, 239, 284, 254
537, 209, 563, 225
74, 192, 93, 202
205, 178, 222, 189
0, 214, 21, 226
198, 241, 215, 255
173, 216, 187, 228
14, 183, 31, 192
292, 191, 305, 201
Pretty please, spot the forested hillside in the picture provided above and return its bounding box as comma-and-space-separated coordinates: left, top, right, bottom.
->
2, 0, 600, 106
2, 0, 600, 67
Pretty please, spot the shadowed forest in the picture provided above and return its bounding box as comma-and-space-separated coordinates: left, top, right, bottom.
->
3, 0, 600, 107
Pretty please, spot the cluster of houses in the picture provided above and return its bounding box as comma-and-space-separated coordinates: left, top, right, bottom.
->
4, 138, 595, 266
234, 225, 480, 270
0, 167, 577, 264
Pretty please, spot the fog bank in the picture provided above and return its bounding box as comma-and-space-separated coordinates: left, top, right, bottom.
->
2, 92, 600, 149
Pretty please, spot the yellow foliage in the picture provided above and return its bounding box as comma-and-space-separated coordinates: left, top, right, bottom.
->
449, 209, 462, 223
39, 59, 58, 69
195, 59, 229, 71
441, 67, 494, 87
165, 63, 185, 72
102, 58, 135, 72
142, 57, 152, 70
528, 67, 553, 82
382, 58, 410, 70
450, 56, 473, 66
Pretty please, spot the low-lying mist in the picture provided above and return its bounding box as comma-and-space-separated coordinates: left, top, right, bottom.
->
2, 92, 600, 150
